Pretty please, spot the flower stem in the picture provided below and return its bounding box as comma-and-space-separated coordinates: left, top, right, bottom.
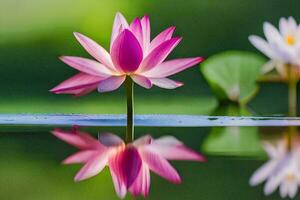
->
257, 74, 286, 83
287, 65, 297, 117
125, 76, 134, 143
287, 126, 296, 151
287, 64, 297, 150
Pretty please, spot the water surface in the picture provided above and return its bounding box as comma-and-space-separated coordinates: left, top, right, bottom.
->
0, 125, 294, 200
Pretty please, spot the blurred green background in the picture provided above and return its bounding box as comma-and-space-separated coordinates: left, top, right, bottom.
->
1, 0, 300, 115
1, 0, 300, 199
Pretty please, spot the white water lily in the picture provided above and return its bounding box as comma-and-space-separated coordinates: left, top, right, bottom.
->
250, 140, 300, 198
249, 17, 300, 77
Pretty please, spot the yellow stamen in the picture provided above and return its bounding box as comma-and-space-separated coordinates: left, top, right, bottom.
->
286, 35, 296, 45
286, 173, 296, 182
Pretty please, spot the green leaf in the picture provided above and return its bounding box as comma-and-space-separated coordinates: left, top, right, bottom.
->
202, 104, 264, 157
200, 51, 266, 105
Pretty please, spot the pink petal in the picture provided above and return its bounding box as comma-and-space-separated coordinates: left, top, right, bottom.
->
73, 32, 116, 71
139, 37, 182, 72
50, 73, 104, 94
130, 18, 143, 49
59, 56, 113, 76
109, 146, 142, 191
71, 128, 102, 147
142, 57, 204, 78
97, 75, 126, 93
133, 135, 153, 147
110, 12, 129, 51
154, 136, 183, 146
129, 164, 150, 198
52, 128, 101, 150
63, 150, 98, 164
149, 78, 183, 89
99, 133, 124, 147
141, 15, 151, 53
130, 75, 152, 89
141, 149, 181, 184
111, 29, 143, 73
65, 84, 98, 97
74, 153, 108, 182
149, 26, 176, 53
109, 160, 127, 199
121, 146, 143, 187
149, 136, 205, 161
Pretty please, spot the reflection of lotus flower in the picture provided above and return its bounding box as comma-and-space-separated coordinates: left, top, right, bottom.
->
52, 128, 204, 198
250, 140, 300, 198
249, 17, 300, 76
50, 12, 203, 96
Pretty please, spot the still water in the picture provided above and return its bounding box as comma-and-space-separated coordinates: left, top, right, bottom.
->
0, 124, 297, 200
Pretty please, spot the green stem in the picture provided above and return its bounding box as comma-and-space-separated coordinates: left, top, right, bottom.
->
125, 77, 134, 143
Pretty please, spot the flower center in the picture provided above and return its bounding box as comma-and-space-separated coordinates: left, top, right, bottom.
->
286, 173, 296, 182
286, 35, 296, 45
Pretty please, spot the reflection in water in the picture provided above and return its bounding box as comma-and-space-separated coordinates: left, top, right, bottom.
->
203, 105, 263, 156
52, 126, 205, 198
203, 125, 262, 156
250, 132, 300, 198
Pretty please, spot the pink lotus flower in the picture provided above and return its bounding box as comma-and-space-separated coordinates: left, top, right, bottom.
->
52, 127, 205, 198
50, 12, 203, 96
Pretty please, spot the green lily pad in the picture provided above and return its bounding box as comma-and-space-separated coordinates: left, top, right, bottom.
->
200, 51, 266, 105
202, 104, 264, 157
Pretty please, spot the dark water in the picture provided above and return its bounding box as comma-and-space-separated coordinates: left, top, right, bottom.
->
0, 125, 296, 200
